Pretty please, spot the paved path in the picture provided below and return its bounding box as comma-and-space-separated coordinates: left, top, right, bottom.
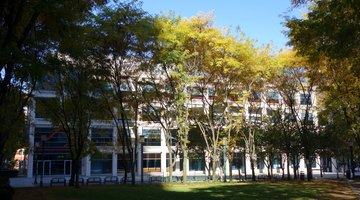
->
348, 180, 360, 200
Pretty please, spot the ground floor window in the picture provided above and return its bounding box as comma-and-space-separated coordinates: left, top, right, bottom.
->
91, 153, 112, 174
166, 153, 176, 172
189, 152, 205, 171
232, 152, 245, 173
117, 153, 131, 172
143, 153, 161, 172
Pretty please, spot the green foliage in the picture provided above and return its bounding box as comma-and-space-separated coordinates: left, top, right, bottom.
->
0, 0, 107, 168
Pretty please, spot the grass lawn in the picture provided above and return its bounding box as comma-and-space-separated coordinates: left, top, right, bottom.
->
14, 180, 356, 200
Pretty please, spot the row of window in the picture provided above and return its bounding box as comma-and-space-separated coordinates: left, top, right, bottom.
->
34, 128, 165, 148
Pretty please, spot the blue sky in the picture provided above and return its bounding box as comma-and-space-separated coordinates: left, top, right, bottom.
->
140, 0, 304, 50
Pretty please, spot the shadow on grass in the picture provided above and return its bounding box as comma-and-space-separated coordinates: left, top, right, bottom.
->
14, 180, 356, 200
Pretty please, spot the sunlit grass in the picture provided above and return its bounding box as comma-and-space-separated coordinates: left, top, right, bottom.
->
14, 180, 356, 200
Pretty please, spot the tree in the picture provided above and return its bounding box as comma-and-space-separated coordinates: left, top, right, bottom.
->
36, 14, 109, 187
0, 0, 107, 167
287, 0, 360, 77
0, 88, 27, 168
272, 51, 320, 181
286, 0, 360, 155
94, 1, 156, 185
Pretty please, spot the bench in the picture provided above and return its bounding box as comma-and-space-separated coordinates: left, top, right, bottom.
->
86, 177, 102, 185
67, 177, 85, 186
149, 176, 164, 183
104, 176, 118, 184
50, 178, 66, 186
120, 176, 132, 184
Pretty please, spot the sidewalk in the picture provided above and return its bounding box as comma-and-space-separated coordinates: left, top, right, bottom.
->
348, 180, 360, 200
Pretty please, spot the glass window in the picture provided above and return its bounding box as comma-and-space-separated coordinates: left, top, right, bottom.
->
189, 152, 205, 171
231, 152, 245, 172
300, 94, 311, 105
117, 153, 131, 172
248, 107, 262, 115
141, 106, 160, 122
301, 112, 313, 122
266, 91, 279, 103
166, 153, 175, 171
120, 82, 130, 91
142, 83, 155, 92
34, 128, 68, 151
208, 88, 215, 98
142, 129, 161, 146
91, 153, 112, 174
91, 128, 113, 146
36, 73, 56, 90
143, 153, 161, 172
189, 87, 203, 99
249, 91, 261, 102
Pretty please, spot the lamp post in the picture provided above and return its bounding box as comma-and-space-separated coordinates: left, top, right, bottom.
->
40, 135, 46, 187
139, 135, 145, 183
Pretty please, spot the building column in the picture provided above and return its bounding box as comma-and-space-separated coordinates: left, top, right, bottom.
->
137, 145, 142, 176
112, 152, 117, 176
27, 124, 35, 178
112, 126, 118, 176
161, 151, 167, 175
85, 155, 91, 176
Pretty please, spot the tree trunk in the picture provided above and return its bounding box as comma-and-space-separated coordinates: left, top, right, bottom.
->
168, 146, 173, 183
286, 152, 291, 180
182, 148, 188, 183
212, 157, 217, 182
292, 155, 297, 179
251, 158, 256, 181
229, 157, 233, 182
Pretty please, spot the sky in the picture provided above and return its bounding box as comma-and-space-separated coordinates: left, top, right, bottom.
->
140, 0, 305, 50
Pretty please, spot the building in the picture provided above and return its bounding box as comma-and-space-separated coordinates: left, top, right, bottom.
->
25, 74, 336, 181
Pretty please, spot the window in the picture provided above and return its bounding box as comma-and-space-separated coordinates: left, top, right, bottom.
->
141, 106, 160, 122
120, 82, 130, 91
284, 94, 296, 106
170, 129, 178, 146
142, 83, 155, 92
249, 91, 261, 102
117, 153, 131, 172
189, 87, 203, 99
143, 153, 161, 172
208, 88, 215, 99
266, 91, 279, 103
189, 104, 204, 116
189, 153, 205, 171
301, 112, 313, 123
166, 153, 176, 171
285, 113, 296, 122
229, 106, 242, 114
231, 152, 245, 172
300, 94, 311, 105
91, 153, 112, 174
248, 107, 262, 115
266, 109, 280, 123
34, 128, 68, 151
91, 128, 113, 146
36, 74, 56, 90
142, 129, 161, 146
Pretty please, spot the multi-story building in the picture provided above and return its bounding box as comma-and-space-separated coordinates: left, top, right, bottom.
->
25, 75, 336, 181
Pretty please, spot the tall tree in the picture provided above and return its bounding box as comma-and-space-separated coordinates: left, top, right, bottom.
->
94, 1, 156, 184
286, 0, 360, 154
0, 0, 107, 168
36, 14, 108, 187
